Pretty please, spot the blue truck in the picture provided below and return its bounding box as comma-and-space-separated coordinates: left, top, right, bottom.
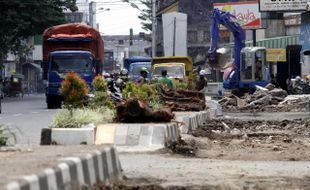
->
124, 56, 151, 82
42, 23, 104, 109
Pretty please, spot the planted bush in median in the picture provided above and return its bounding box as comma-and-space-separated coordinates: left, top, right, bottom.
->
60, 72, 89, 109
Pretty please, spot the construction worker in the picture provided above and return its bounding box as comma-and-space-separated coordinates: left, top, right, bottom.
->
137, 67, 149, 84
157, 70, 173, 92
196, 70, 208, 91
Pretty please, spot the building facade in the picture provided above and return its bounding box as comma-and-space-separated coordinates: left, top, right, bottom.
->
103, 34, 151, 70
155, 0, 303, 86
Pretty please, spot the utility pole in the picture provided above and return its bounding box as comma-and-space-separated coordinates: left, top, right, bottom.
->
173, 17, 176, 56
152, 0, 156, 57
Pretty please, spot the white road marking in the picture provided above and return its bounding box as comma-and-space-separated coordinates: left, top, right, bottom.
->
31, 111, 39, 114
13, 113, 22, 117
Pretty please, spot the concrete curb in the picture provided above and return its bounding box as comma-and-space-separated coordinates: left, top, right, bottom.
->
96, 123, 180, 148
206, 100, 223, 117
40, 125, 96, 145
5, 146, 122, 190
175, 111, 210, 134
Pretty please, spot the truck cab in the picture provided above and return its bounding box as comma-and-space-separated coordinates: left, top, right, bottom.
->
128, 62, 151, 82
46, 51, 97, 108
223, 47, 270, 90
151, 56, 193, 86
239, 47, 270, 89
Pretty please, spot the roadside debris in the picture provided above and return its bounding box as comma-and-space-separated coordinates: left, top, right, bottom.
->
218, 84, 310, 112
115, 98, 174, 123
179, 118, 310, 161
160, 89, 206, 111
166, 138, 197, 157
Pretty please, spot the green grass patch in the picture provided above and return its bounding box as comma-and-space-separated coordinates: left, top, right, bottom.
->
0, 125, 15, 146
52, 107, 114, 128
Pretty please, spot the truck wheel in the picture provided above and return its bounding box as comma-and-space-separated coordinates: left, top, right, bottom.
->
55, 99, 62, 109
47, 100, 54, 109
47, 96, 56, 109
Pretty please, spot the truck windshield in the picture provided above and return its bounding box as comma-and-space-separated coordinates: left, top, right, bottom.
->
51, 55, 93, 73
130, 63, 151, 76
153, 64, 185, 78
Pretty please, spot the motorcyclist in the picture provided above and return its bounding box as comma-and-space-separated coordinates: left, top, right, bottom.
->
120, 69, 129, 82
137, 67, 149, 84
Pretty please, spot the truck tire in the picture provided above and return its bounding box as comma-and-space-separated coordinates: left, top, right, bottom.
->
47, 98, 55, 109
47, 95, 57, 109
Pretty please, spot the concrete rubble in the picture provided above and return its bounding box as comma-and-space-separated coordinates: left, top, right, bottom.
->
218, 84, 310, 112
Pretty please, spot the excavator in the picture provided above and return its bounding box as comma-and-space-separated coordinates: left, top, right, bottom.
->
208, 8, 270, 92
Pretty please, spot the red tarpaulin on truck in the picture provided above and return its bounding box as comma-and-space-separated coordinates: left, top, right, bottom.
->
43, 23, 104, 64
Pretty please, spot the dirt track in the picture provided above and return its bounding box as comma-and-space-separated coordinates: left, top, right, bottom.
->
171, 118, 310, 161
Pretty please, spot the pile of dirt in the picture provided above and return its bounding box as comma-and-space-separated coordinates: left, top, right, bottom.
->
173, 118, 310, 161
160, 89, 206, 111
219, 84, 310, 112
166, 138, 197, 157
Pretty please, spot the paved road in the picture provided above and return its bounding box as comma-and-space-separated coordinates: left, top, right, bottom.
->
0, 94, 57, 145
120, 152, 310, 188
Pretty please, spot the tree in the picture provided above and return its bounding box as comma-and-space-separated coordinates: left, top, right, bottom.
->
123, 0, 152, 32
0, 0, 77, 62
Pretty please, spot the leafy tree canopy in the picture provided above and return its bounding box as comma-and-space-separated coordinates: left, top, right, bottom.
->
0, 0, 77, 60
123, 0, 152, 33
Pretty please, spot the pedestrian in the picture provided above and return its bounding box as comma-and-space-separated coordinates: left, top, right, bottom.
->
195, 70, 208, 91
137, 67, 149, 84
156, 70, 173, 92
270, 74, 278, 87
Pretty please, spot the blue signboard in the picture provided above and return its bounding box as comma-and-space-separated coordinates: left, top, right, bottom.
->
301, 11, 310, 54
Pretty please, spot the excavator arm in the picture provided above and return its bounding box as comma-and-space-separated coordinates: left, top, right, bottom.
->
208, 8, 245, 80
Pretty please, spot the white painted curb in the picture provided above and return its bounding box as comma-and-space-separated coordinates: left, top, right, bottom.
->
5, 146, 122, 190
96, 123, 180, 148
51, 128, 95, 145
175, 111, 211, 134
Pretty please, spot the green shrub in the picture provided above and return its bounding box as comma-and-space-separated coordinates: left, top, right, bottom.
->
52, 108, 114, 128
122, 82, 164, 108
92, 75, 108, 92
0, 125, 15, 146
60, 72, 89, 109
88, 75, 113, 109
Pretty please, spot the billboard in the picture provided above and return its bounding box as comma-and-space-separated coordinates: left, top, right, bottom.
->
259, 0, 308, 12
214, 1, 261, 29
162, 12, 188, 56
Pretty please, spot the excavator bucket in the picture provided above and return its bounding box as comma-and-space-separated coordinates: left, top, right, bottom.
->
208, 48, 233, 69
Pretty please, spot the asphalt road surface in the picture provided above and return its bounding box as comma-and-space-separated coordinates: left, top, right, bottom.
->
0, 94, 57, 145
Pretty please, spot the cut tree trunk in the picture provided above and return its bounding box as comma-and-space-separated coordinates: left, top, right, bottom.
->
115, 98, 174, 123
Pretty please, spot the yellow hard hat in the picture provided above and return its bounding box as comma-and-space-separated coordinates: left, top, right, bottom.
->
307, 75, 310, 80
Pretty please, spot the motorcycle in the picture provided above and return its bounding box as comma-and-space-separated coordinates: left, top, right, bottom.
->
107, 77, 123, 104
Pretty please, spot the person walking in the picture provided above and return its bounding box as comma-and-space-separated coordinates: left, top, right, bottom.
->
157, 70, 173, 92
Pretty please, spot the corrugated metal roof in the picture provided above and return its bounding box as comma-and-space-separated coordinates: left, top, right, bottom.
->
224, 35, 300, 49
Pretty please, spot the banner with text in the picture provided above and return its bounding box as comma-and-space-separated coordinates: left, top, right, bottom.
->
259, 0, 308, 12
214, 1, 261, 30
267, 49, 286, 62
